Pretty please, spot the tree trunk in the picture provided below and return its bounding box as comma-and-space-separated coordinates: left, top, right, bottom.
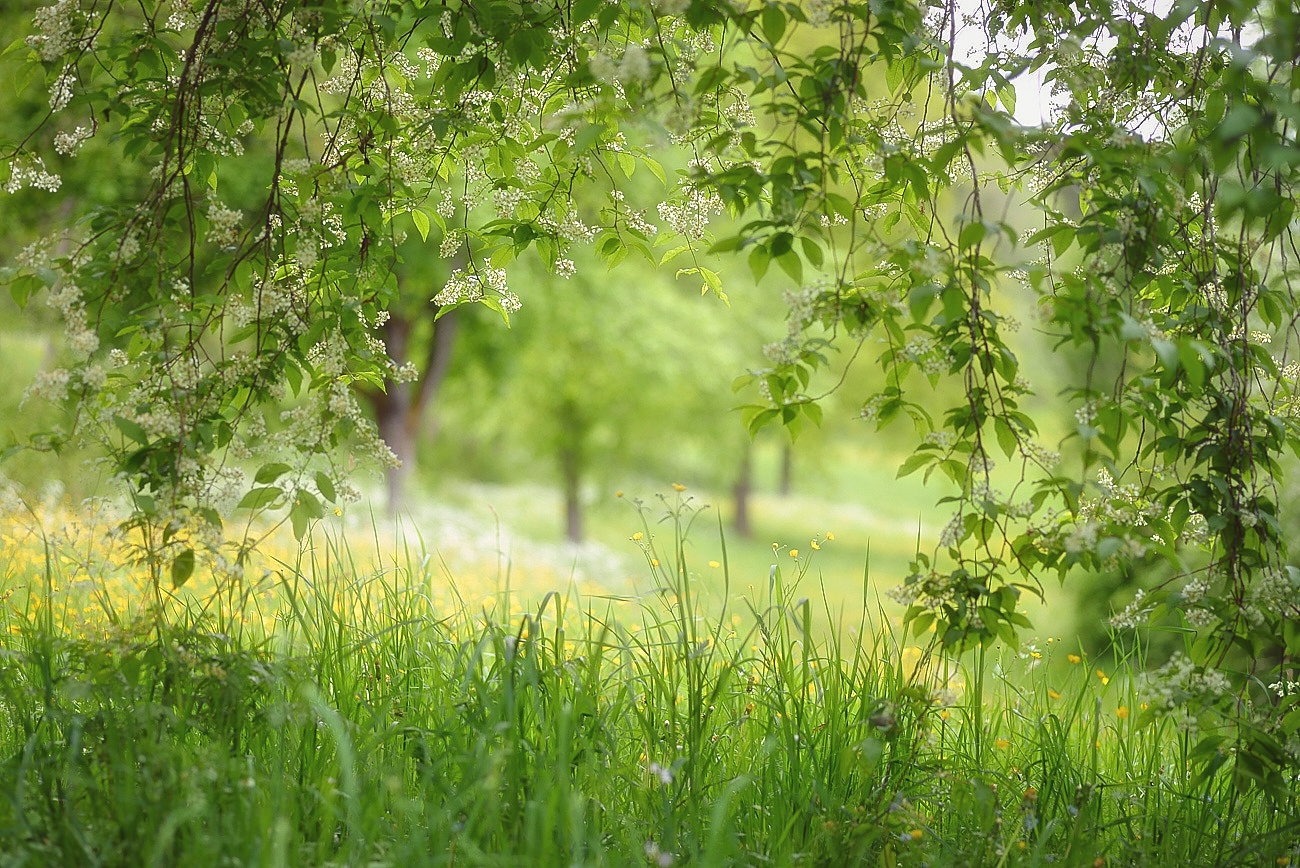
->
733, 442, 753, 538
376, 391, 416, 513
779, 441, 793, 497
374, 316, 415, 513
560, 444, 583, 543
369, 307, 460, 515
418, 311, 459, 443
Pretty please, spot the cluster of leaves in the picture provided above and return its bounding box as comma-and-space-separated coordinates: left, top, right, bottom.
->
722, 0, 1300, 794
0, 0, 744, 562
5, 0, 1300, 793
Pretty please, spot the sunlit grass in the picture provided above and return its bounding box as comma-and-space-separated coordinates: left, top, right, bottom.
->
0, 494, 1296, 866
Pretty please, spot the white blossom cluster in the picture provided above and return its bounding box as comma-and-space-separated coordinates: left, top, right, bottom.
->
885, 569, 982, 615
5, 158, 62, 193
49, 69, 76, 112
802, 0, 841, 28
901, 333, 953, 376
45, 282, 99, 357
539, 208, 598, 244
762, 338, 799, 366
1136, 652, 1233, 739
1250, 567, 1300, 618
1018, 439, 1061, 469
206, 201, 242, 248
434, 267, 520, 313
937, 511, 964, 549
24, 368, 72, 404
656, 186, 723, 239
1108, 588, 1155, 629
859, 393, 887, 422
26, 0, 90, 62
1269, 680, 1299, 698
54, 125, 94, 156
589, 45, 649, 87
609, 190, 658, 236
782, 278, 834, 335
228, 271, 308, 333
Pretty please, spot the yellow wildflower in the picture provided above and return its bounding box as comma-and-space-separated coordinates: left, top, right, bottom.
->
709, 560, 721, 568
789, 549, 799, 559
826, 531, 835, 540
811, 540, 820, 550
1116, 706, 1129, 719
1048, 689, 1062, 700
995, 738, 1010, 749
633, 532, 643, 541
1067, 653, 1082, 664
672, 483, 686, 491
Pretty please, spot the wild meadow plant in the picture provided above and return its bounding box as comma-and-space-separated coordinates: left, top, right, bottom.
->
0, 493, 1296, 866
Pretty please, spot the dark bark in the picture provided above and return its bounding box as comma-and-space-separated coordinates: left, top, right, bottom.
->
779, 440, 793, 497
560, 444, 583, 543
733, 441, 753, 538
368, 307, 460, 514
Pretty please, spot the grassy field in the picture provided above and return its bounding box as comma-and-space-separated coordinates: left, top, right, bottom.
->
0, 492, 1297, 867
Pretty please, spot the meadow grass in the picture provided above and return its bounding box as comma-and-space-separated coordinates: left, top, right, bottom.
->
0, 496, 1297, 867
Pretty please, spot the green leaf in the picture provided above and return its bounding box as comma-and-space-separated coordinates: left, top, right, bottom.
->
996, 84, 1016, 116
897, 450, 936, 478
1151, 338, 1178, 372
411, 208, 430, 242
316, 471, 337, 503
1216, 104, 1260, 144
114, 415, 150, 446
699, 266, 723, 295
294, 489, 324, 520
748, 246, 770, 282
1177, 341, 1207, 391
958, 220, 986, 250
171, 548, 195, 589
776, 250, 802, 284
238, 486, 283, 510
761, 4, 786, 43
994, 416, 1017, 459
886, 59, 904, 94
254, 462, 291, 484
800, 236, 823, 267
291, 503, 310, 540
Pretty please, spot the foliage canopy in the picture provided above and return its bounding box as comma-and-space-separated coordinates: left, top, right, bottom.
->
5, 0, 1300, 793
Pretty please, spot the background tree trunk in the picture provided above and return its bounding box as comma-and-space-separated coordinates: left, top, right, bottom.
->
560, 444, 583, 543
368, 307, 460, 514
779, 441, 793, 497
733, 442, 753, 538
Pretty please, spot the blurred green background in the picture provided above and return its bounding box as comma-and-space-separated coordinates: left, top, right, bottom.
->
6, 1, 1284, 660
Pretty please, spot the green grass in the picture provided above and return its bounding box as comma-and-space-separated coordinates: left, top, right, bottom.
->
0, 499, 1297, 867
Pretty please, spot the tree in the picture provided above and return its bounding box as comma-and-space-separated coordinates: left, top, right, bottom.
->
357, 243, 466, 514
436, 248, 750, 542
5, 0, 1300, 792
